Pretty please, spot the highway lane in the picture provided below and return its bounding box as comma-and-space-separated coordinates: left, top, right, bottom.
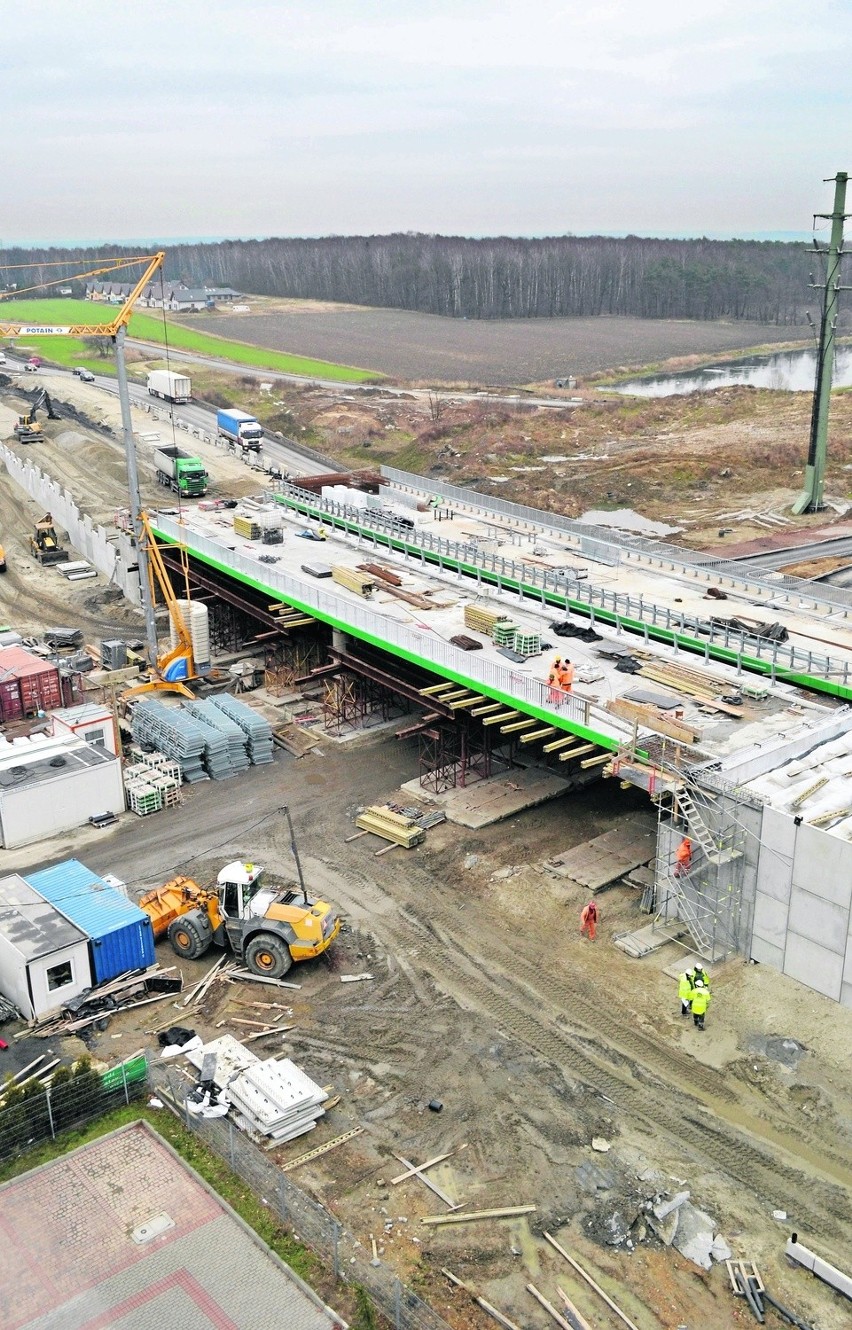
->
13, 361, 333, 476
728, 535, 852, 572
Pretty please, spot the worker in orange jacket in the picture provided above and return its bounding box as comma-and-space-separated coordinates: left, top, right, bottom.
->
558, 659, 575, 693
548, 657, 563, 703
674, 836, 693, 876
580, 900, 598, 940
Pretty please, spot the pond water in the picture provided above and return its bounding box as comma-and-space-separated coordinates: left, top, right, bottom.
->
606, 343, 852, 397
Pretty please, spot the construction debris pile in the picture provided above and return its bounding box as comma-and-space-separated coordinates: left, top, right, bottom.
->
131, 695, 273, 781
185, 1033, 328, 1142
14, 964, 182, 1039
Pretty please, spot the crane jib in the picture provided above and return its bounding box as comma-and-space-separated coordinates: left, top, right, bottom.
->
16, 325, 74, 335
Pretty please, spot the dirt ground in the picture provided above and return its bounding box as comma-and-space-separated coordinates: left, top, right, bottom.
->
181, 300, 807, 386
1, 355, 851, 1330
9, 740, 850, 1330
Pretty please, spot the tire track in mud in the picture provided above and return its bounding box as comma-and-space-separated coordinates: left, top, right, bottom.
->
331, 864, 851, 1239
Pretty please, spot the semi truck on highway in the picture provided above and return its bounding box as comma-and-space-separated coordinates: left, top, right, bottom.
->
217, 407, 264, 453
147, 370, 191, 403
153, 445, 209, 497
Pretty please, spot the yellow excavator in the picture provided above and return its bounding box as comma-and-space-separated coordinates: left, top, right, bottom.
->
138, 808, 340, 977
14, 389, 59, 443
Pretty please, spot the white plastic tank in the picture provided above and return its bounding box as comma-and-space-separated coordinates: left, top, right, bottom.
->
190, 602, 211, 667
170, 599, 191, 650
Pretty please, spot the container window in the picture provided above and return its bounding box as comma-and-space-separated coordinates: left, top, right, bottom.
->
86, 728, 106, 748
46, 960, 74, 991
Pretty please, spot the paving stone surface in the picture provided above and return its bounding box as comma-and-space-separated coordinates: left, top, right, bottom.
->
0, 1123, 343, 1330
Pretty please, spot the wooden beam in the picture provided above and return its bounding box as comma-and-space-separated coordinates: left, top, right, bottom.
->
520, 726, 556, 745
421, 1205, 536, 1226
606, 697, 701, 744
390, 1150, 457, 1185
442, 1270, 524, 1330
542, 734, 581, 753
420, 682, 456, 697
580, 752, 612, 769
482, 710, 520, 727
500, 718, 538, 735
559, 743, 595, 762
441, 688, 473, 703
544, 1233, 642, 1330
470, 702, 503, 717
393, 1153, 463, 1210
556, 1287, 593, 1330
449, 695, 486, 710
526, 1284, 573, 1330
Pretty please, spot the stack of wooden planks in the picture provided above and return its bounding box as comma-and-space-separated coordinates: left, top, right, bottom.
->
607, 697, 702, 743
632, 655, 744, 715
332, 566, 376, 598
464, 605, 507, 637
233, 515, 262, 540
355, 805, 426, 848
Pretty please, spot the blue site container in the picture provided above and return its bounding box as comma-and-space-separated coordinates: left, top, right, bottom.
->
26, 858, 155, 983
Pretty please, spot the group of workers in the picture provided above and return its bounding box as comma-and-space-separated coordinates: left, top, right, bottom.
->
548, 656, 575, 701
678, 965, 712, 1029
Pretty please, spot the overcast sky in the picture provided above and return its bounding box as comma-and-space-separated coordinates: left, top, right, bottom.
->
3, 0, 850, 245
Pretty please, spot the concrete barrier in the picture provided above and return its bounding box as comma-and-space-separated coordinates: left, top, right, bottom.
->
0, 445, 142, 607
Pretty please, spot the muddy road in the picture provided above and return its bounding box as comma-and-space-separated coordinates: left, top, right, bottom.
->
18, 737, 851, 1330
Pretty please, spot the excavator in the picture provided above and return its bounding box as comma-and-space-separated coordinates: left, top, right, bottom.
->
138, 808, 340, 977
30, 513, 66, 565
13, 388, 59, 443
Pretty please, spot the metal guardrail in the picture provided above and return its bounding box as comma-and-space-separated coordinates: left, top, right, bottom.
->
381, 465, 852, 619
266, 482, 850, 689
152, 512, 630, 747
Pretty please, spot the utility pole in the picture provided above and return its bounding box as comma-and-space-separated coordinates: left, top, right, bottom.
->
114, 324, 159, 666
793, 172, 849, 515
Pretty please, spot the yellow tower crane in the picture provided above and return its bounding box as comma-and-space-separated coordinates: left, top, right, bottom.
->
0, 252, 197, 693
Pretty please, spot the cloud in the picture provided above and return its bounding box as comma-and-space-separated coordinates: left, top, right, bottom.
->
2, 0, 850, 242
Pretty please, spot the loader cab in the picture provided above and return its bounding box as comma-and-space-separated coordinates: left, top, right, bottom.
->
217, 861, 276, 921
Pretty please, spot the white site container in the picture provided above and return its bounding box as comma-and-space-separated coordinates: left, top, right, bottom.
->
0, 874, 92, 1019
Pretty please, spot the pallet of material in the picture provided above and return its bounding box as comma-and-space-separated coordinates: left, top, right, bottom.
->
355, 805, 426, 848
301, 562, 333, 578
450, 634, 483, 651
606, 697, 702, 744
331, 565, 375, 598
463, 605, 507, 636
357, 562, 402, 587
233, 515, 263, 540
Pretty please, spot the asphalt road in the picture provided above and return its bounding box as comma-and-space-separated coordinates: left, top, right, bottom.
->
728, 534, 852, 572
13, 361, 331, 476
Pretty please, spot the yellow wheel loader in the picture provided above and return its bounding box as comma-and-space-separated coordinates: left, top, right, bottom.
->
139, 809, 340, 978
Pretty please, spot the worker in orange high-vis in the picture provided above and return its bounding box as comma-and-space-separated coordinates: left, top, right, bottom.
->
674, 836, 693, 877
580, 899, 598, 940
548, 657, 563, 703
558, 658, 575, 693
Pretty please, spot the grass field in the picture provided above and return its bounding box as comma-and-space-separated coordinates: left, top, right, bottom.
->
0, 298, 378, 382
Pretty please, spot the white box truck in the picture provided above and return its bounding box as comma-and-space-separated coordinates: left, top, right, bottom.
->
147, 370, 191, 403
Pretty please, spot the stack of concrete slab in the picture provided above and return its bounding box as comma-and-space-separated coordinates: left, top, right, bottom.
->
229, 1057, 328, 1143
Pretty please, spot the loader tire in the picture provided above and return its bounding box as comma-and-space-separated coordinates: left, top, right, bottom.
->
245, 933, 293, 979
168, 913, 211, 961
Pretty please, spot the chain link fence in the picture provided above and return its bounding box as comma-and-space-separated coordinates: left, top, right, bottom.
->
0, 1058, 147, 1164
151, 1065, 453, 1330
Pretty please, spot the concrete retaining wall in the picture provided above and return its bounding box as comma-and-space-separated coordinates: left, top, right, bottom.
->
0, 446, 141, 606
750, 806, 852, 1007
